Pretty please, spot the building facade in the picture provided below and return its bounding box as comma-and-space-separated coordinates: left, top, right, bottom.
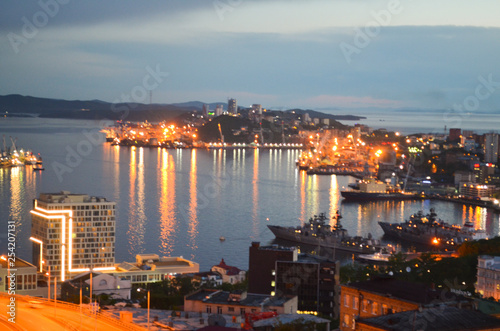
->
476, 255, 500, 300
484, 133, 499, 164
211, 259, 246, 284
276, 255, 339, 318
228, 98, 238, 115
340, 278, 444, 331
0, 257, 39, 296
30, 191, 116, 281
184, 289, 297, 316
248, 242, 297, 295
113, 254, 199, 284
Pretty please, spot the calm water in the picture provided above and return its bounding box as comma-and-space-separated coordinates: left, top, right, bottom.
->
1, 117, 499, 270
330, 109, 500, 135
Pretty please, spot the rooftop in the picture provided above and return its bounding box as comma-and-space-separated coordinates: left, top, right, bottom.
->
344, 277, 443, 305
358, 306, 500, 330
37, 191, 111, 203
185, 289, 291, 308
252, 314, 331, 328
251, 242, 297, 252
0, 256, 36, 269
213, 259, 243, 275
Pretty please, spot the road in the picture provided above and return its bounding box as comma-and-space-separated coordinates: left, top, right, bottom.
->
0, 295, 145, 331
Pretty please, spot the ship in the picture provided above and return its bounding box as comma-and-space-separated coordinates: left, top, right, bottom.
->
341, 177, 418, 201
378, 208, 488, 248
267, 211, 381, 254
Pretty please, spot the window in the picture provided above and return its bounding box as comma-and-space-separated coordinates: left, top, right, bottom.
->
343, 314, 350, 328
372, 302, 379, 315
228, 307, 234, 312
382, 304, 389, 314
217, 306, 222, 314
362, 299, 368, 312
206, 306, 211, 313
344, 294, 350, 307
240, 308, 245, 315
353, 296, 359, 310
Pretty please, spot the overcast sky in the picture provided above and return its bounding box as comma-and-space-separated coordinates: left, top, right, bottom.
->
1, 0, 500, 111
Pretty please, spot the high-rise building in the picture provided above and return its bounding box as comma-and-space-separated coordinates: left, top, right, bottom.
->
251, 104, 262, 115
248, 242, 297, 295
228, 98, 237, 115
484, 133, 499, 163
202, 104, 210, 117
30, 191, 116, 281
276, 255, 339, 318
215, 104, 224, 117
448, 128, 461, 142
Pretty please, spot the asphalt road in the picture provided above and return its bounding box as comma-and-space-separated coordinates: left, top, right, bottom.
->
0, 296, 144, 331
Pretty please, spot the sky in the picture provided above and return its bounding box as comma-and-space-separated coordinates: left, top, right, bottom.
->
1, 0, 500, 111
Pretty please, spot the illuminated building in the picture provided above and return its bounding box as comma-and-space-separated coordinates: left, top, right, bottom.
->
484, 133, 499, 164
30, 191, 116, 281
340, 278, 470, 331
275, 255, 339, 318
459, 182, 496, 198
476, 255, 500, 300
0, 256, 39, 296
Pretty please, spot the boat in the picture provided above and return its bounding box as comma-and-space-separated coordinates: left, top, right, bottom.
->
267, 211, 381, 254
341, 177, 419, 201
378, 208, 488, 248
33, 166, 45, 171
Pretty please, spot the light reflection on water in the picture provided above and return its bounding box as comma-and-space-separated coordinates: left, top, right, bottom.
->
0, 118, 499, 271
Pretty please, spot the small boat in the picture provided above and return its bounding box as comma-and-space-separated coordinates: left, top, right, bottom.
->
219, 236, 225, 242
33, 166, 45, 171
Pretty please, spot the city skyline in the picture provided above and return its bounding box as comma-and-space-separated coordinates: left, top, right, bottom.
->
1, 1, 500, 111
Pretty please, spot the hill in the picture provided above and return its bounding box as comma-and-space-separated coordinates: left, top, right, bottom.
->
0, 94, 191, 122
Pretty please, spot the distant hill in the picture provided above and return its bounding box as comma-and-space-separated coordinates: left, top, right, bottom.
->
0, 94, 192, 122
171, 101, 227, 110
0, 94, 366, 123
286, 108, 365, 121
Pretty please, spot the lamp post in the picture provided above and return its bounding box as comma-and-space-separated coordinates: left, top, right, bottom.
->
148, 290, 150, 331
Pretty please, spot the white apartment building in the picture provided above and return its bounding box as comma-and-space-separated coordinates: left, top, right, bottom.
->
30, 191, 116, 281
476, 255, 500, 300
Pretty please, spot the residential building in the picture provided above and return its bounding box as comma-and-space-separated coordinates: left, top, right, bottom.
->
61, 271, 132, 301
211, 259, 246, 284
276, 254, 339, 318
356, 306, 500, 331
251, 104, 262, 115
484, 133, 499, 163
228, 98, 237, 115
459, 182, 496, 198
449, 128, 461, 142
476, 255, 500, 300
340, 277, 466, 331
184, 289, 297, 316
202, 104, 210, 117
192, 271, 223, 287
30, 191, 116, 282
248, 242, 297, 295
0, 256, 40, 296
215, 105, 223, 117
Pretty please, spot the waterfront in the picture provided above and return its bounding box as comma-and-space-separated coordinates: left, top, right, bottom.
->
1, 117, 499, 271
